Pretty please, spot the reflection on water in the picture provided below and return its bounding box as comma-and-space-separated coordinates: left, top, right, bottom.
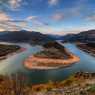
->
0, 42, 43, 75
64, 43, 95, 72
0, 42, 95, 84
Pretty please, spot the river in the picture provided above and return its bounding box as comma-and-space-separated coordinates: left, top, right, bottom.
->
0, 42, 95, 84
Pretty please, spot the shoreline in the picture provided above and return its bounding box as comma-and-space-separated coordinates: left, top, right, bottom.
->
24, 54, 80, 70
76, 43, 95, 57
31, 72, 95, 95
24, 44, 80, 70
0, 47, 26, 60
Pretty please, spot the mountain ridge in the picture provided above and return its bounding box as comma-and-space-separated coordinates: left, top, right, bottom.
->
0, 30, 54, 45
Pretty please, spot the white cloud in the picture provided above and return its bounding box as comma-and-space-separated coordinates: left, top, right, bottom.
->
50, 0, 86, 22
0, 11, 11, 21
26, 15, 48, 26
0, 28, 5, 31
86, 15, 95, 21
8, 0, 22, 9
25, 15, 57, 34
48, 0, 59, 6
0, 11, 22, 31
26, 16, 38, 21
51, 12, 64, 21
0, 21, 21, 31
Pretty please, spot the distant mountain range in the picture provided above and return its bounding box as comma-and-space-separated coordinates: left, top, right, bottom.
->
62, 30, 95, 43
0, 29, 95, 44
0, 30, 54, 45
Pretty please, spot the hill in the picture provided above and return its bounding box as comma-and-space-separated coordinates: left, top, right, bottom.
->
62, 30, 95, 43
0, 30, 54, 45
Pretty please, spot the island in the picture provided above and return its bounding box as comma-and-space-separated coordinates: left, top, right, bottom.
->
0, 44, 21, 60
24, 41, 80, 70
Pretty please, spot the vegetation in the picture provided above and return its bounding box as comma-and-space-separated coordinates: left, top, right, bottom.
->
0, 72, 94, 95
34, 41, 70, 59
88, 85, 95, 93
34, 47, 65, 59
0, 44, 20, 57
77, 43, 95, 56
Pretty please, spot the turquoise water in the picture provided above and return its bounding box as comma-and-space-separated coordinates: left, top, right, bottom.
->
0, 42, 95, 83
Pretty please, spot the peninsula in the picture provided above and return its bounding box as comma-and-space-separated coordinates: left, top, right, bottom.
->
24, 41, 80, 70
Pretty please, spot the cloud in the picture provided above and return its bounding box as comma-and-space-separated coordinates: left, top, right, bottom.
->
62, 0, 89, 19
0, 0, 22, 11
50, 0, 86, 22
0, 21, 21, 31
0, 13, 50, 32
86, 15, 95, 21
0, 11, 11, 21
8, 0, 22, 9
65, 7, 81, 17
51, 12, 64, 21
0, 28, 5, 31
0, 0, 10, 12
26, 15, 48, 26
19, 22, 27, 27
0, 11, 24, 31
25, 15, 56, 34
26, 16, 38, 21
48, 0, 59, 6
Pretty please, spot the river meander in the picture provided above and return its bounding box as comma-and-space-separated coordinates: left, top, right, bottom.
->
0, 42, 95, 84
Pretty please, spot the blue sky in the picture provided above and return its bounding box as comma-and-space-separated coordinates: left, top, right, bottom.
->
0, 0, 95, 35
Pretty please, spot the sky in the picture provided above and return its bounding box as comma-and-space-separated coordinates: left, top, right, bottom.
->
0, 0, 95, 35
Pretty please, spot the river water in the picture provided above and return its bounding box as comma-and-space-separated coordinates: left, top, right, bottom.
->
0, 42, 95, 84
